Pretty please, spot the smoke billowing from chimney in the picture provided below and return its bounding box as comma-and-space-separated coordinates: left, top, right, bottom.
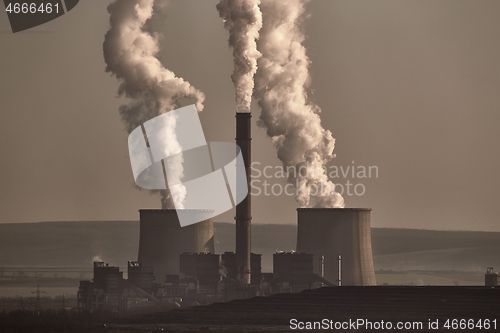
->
103, 0, 205, 208
254, 0, 344, 208
91, 255, 104, 263
216, 0, 263, 112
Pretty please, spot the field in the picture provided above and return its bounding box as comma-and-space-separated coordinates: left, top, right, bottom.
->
375, 270, 485, 286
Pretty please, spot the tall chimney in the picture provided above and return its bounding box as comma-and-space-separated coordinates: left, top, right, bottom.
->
235, 112, 252, 285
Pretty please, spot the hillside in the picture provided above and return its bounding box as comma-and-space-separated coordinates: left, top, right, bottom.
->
0, 221, 499, 272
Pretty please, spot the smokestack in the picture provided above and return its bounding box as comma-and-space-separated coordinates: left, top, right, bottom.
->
296, 208, 376, 286
235, 113, 252, 285
217, 0, 260, 285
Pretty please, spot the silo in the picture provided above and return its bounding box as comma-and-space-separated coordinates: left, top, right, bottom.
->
296, 208, 376, 286
138, 209, 214, 283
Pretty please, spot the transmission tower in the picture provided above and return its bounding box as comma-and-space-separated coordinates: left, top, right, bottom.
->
31, 284, 47, 312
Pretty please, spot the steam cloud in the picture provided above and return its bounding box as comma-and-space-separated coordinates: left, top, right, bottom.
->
104, 0, 342, 209
91, 255, 104, 263
217, 0, 263, 112
103, 0, 205, 208
254, 0, 344, 208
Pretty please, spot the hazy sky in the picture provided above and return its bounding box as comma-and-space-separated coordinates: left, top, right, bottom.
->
1, 0, 499, 231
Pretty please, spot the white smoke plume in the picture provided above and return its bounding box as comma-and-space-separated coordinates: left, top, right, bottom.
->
219, 264, 228, 278
254, 0, 344, 208
216, 0, 262, 112
103, 0, 205, 208
91, 255, 104, 263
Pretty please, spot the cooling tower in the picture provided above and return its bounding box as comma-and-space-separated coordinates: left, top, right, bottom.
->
296, 208, 376, 286
138, 209, 214, 283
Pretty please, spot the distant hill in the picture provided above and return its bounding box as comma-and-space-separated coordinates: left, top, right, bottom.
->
0, 221, 499, 272
371, 228, 500, 271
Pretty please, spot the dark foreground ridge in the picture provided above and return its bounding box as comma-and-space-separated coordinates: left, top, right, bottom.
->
1, 286, 499, 332
115, 286, 500, 332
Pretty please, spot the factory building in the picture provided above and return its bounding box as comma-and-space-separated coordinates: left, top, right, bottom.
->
296, 208, 376, 286
138, 209, 214, 281
160, 275, 192, 298
77, 207, 379, 312
127, 261, 155, 295
77, 248, 334, 312
79, 262, 163, 313
221, 252, 262, 286
485, 267, 500, 287
179, 253, 221, 294
273, 252, 314, 293
77, 262, 124, 311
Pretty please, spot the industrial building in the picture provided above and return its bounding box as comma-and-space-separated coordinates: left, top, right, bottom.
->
221, 251, 262, 286
127, 261, 155, 295
137, 209, 214, 281
77, 262, 124, 311
179, 253, 221, 294
296, 208, 376, 286
79, 206, 378, 312
77, 251, 329, 311
273, 252, 314, 293
78, 189, 379, 311
485, 267, 500, 286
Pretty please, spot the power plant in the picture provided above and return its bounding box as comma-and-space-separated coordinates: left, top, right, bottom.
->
77, 0, 384, 313
78, 206, 378, 311
77, 112, 378, 312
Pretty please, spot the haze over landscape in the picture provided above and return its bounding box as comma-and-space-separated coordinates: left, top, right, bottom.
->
1, 221, 499, 274
0, 220, 498, 295
1, 0, 500, 231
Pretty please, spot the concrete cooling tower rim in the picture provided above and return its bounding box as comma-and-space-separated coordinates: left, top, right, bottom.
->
297, 208, 372, 211
138, 209, 216, 213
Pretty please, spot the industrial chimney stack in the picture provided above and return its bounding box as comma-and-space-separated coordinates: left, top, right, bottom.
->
235, 112, 252, 285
